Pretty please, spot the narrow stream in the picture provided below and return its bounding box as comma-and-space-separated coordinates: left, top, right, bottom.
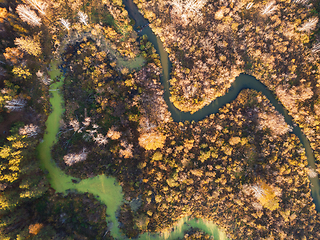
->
36, 1, 320, 240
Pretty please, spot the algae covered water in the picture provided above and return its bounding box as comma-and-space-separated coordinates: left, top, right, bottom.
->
37, 63, 125, 239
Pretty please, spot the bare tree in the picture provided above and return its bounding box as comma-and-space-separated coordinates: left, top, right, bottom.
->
93, 133, 108, 145
246, 3, 254, 9
261, 1, 277, 16
257, 111, 293, 136
119, 140, 133, 158
82, 117, 91, 127
297, 17, 318, 33
78, 11, 88, 26
250, 184, 266, 199
5, 98, 26, 111
69, 119, 80, 132
19, 124, 40, 137
60, 18, 70, 30
16, 4, 42, 26
86, 129, 109, 145
171, 0, 207, 24
63, 148, 88, 166
312, 42, 320, 53
307, 167, 318, 178
292, 0, 309, 4
184, 0, 207, 16
36, 70, 52, 85
25, 0, 47, 15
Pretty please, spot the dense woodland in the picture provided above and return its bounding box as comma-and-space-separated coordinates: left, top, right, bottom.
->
133, 0, 320, 180
1, 0, 320, 239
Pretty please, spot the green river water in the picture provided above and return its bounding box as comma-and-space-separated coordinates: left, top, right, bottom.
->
36, 1, 320, 239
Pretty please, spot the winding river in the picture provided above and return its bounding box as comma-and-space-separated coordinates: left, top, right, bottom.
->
123, 0, 320, 211
37, 1, 320, 239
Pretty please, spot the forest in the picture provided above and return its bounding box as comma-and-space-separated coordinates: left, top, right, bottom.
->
1, 0, 320, 239
133, 0, 320, 179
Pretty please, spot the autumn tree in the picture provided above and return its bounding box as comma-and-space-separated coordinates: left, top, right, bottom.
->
107, 126, 121, 140
3, 47, 24, 64
0, 124, 47, 212
257, 111, 292, 136
248, 181, 279, 211
12, 66, 32, 79
0, 7, 7, 23
138, 130, 166, 150
14, 36, 41, 56
29, 223, 43, 235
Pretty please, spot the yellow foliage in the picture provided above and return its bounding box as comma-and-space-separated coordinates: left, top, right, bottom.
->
144, 10, 156, 21
105, 27, 117, 39
152, 152, 163, 161
14, 36, 41, 56
0, 134, 27, 183
0, 172, 18, 182
166, 178, 178, 187
8, 165, 20, 172
20, 190, 33, 198
256, 181, 279, 211
280, 209, 291, 222
184, 139, 194, 150
155, 195, 162, 203
0, 194, 9, 210
190, 169, 203, 177
0, 146, 11, 158
231, 22, 239, 31
121, 67, 129, 75
135, 215, 149, 231
219, 55, 227, 62
138, 130, 166, 150
12, 140, 26, 149
300, 34, 309, 44
199, 151, 210, 163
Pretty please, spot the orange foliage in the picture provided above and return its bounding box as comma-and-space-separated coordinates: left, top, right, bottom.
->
29, 223, 43, 235
3, 48, 24, 64
0, 8, 7, 23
